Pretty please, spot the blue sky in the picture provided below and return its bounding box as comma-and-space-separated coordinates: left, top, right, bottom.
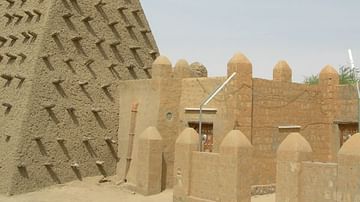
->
141, 0, 360, 82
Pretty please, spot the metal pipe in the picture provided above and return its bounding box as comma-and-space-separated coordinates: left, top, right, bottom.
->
202, 72, 237, 106
199, 106, 203, 151
354, 52, 360, 132
198, 72, 237, 151
349, 49, 360, 132
349, 49, 355, 69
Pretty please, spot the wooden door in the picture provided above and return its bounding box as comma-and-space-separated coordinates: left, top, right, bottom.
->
188, 122, 214, 152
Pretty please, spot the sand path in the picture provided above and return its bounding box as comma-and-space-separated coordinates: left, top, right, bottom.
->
0, 177, 275, 202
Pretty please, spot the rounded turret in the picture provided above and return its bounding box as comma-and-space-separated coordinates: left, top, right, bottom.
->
277, 132, 312, 153
152, 55, 173, 79
273, 60, 292, 82
319, 65, 339, 85
227, 52, 252, 74
174, 59, 193, 78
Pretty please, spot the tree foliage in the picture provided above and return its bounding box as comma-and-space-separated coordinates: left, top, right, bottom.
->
304, 74, 319, 85
338, 65, 358, 85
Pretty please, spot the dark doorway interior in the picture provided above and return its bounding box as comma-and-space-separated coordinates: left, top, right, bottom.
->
338, 123, 358, 146
188, 122, 214, 152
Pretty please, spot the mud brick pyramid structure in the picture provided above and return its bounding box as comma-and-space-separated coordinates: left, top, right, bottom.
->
0, 0, 158, 195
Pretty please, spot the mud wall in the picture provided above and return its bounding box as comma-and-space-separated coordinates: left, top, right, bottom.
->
336, 85, 358, 122
178, 78, 338, 185
0, 0, 158, 195
178, 77, 231, 151
117, 79, 161, 186
189, 152, 220, 201
252, 79, 359, 185
0, 0, 54, 194
252, 79, 336, 184
117, 57, 203, 188
300, 162, 338, 202
173, 129, 253, 202
276, 133, 360, 202
117, 53, 359, 190
178, 77, 348, 185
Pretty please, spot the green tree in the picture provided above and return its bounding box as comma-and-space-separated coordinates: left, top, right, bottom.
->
339, 65, 358, 85
304, 74, 319, 85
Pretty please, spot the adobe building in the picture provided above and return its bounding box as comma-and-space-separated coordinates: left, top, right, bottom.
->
276, 132, 360, 202
1, 0, 359, 198
0, 0, 158, 195
169, 129, 360, 202
117, 53, 359, 189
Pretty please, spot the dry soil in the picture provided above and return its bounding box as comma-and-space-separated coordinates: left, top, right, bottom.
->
0, 176, 275, 202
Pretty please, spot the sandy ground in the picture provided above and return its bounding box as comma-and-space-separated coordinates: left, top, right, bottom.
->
0, 176, 275, 202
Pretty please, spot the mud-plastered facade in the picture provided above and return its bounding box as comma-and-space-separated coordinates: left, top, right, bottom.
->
0, 0, 158, 195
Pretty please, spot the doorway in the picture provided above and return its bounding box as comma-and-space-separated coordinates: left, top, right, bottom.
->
188, 122, 214, 152
338, 123, 358, 146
